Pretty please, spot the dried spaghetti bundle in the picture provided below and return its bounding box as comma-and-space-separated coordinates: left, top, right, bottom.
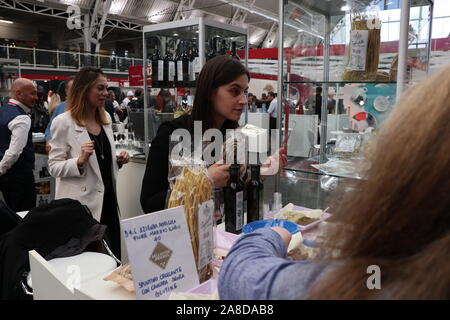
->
342, 15, 382, 81
167, 162, 213, 283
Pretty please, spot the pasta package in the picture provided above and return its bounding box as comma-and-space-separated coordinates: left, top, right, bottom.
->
342, 14, 381, 81
166, 158, 214, 283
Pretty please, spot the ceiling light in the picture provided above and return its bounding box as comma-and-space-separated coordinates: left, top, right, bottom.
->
173, 33, 179, 36
0, 19, 13, 24
341, 5, 350, 11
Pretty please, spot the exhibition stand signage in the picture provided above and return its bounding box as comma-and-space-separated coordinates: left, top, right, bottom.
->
121, 206, 199, 300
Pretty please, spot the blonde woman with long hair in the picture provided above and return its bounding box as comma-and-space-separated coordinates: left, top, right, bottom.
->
47, 93, 61, 117
218, 64, 450, 300
48, 67, 130, 259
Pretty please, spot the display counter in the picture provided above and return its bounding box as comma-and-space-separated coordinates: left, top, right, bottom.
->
54, 205, 329, 300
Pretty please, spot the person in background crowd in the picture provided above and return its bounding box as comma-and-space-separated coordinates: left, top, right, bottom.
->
136, 90, 157, 110
261, 92, 267, 102
106, 90, 121, 123
46, 89, 53, 104
121, 90, 134, 108
140, 55, 287, 214
107, 90, 120, 110
218, 64, 450, 300
267, 91, 278, 131
128, 89, 142, 110
260, 93, 269, 112
327, 91, 345, 115
48, 67, 130, 258
44, 76, 75, 152
304, 86, 321, 116
30, 90, 50, 133
253, 95, 262, 110
247, 93, 254, 111
0, 78, 38, 211
47, 93, 61, 117
104, 94, 117, 125
155, 89, 175, 113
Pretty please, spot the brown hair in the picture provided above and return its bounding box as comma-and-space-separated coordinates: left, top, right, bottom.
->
191, 55, 250, 132
67, 66, 109, 126
308, 65, 450, 299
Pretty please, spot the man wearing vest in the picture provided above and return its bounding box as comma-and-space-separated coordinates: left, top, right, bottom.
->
0, 78, 38, 211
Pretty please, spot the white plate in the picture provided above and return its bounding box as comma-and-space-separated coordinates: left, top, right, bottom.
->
373, 96, 390, 112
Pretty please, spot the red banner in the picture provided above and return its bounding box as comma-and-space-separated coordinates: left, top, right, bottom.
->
128, 65, 151, 86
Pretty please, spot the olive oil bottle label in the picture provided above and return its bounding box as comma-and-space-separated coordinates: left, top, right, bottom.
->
177, 61, 183, 81
236, 191, 244, 230
158, 60, 164, 81
169, 61, 175, 81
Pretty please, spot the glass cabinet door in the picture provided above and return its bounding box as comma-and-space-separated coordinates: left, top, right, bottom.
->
281, 0, 433, 181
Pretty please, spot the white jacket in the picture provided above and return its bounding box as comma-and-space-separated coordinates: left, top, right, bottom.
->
48, 111, 118, 222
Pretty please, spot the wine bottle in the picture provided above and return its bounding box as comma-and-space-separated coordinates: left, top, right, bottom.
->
207, 38, 217, 61
163, 43, 174, 87
175, 41, 184, 87
181, 41, 190, 86
191, 41, 200, 82
151, 45, 163, 87
220, 39, 227, 55
188, 42, 196, 86
247, 164, 264, 223
175, 41, 183, 87
224, 164, 245, 234
231, 41, 240, 61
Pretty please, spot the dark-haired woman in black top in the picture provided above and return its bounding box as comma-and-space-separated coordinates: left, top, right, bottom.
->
140, 55, 286, 214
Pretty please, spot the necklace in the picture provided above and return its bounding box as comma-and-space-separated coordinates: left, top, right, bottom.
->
92, 129, 104, 160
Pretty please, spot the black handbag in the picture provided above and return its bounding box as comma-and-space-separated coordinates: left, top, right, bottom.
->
0, 200, 21, 237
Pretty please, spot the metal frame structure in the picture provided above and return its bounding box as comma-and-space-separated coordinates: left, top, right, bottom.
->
0, 0, 143, 32
173, 0, 196, 21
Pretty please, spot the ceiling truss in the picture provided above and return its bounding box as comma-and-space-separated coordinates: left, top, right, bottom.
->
0, 0, 143, 32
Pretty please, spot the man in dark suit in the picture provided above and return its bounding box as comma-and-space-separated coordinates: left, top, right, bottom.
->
0, 78, 38, 211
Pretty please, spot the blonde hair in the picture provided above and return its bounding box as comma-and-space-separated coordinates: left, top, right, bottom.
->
67, 66, 109, 126
47, 93, 61, 116
308, 65, 450, 300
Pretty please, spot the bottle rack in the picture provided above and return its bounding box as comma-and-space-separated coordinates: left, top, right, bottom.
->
143, 17, 248, 90
141, 18, 249, 157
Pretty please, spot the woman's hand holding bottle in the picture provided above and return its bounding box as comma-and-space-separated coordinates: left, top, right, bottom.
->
208, 161, 230, 188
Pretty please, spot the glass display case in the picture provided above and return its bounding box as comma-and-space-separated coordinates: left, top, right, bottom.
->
0, 58, 21, 106
279, 0, 433, 182
139, 18, 248, 156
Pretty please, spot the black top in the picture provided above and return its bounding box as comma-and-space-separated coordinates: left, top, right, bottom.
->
88, 127, 113, 191
88, 127, 121, 258
140, 114, 232, 214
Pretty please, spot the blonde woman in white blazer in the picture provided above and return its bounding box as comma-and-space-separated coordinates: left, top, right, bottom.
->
48, 67, 129, 258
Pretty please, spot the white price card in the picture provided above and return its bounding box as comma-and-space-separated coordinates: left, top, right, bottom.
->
348, 30, 369, 71
197, 200, 214, 270
121, 206, 199, 300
